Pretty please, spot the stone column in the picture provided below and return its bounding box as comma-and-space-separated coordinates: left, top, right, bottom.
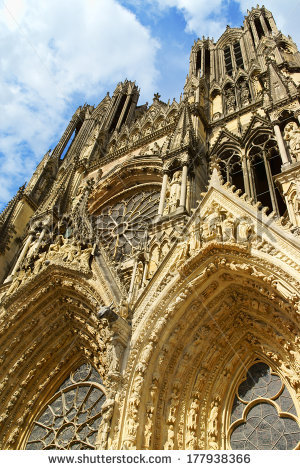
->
249, 19, 260, 46
5, 233, 34, 282
34, 228, 46, 253
260, 15, 269, 36
179, 163, 188, 209
273, 124, 290, 165
142, 260, 149, 287
263, 150, 279, 214
247, 159, 256, 199
158, 172, 168, 216
128, 258, 138, 303
241, 154, 251, 196
267, 15, 279, 34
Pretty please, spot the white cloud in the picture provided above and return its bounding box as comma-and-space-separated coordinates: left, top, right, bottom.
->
142, 0, 300, 46
0, 0, 160, 207
141, 0, 226, 38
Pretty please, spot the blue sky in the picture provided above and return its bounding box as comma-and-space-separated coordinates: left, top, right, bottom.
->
0, 0, 299, 210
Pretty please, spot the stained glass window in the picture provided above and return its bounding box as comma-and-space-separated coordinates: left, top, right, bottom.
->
93, 191, 160, 261
26, 363, 105, 450
229, 362, 300, 450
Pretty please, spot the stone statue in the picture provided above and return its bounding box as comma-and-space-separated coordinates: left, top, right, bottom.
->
144, 404, 154, 449
26, 233, 41, 259
33, 250, 48, 275
207, 398, 220, 438
187, 397, 199, 431
240, 81, 250, 106
237, 219, 253, 241
222, 213, 235, 241
225, 87, 236, 113
6, 269, 27, 295
168, 171, 181, 212
164, 424, 175, 450
284, 121, 300, 162
96, 398, 115, 449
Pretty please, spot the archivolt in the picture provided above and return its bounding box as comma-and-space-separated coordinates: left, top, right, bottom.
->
119, 245, 300, 449
0, 265, 111, 449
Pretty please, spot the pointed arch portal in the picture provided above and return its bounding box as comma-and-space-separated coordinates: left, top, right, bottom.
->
119, 244, 300, 450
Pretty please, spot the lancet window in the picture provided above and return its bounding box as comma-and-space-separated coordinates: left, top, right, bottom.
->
233, 42, 244, 69
223, 41, 244, 77
254, 17, 264, 40
25, 363, 106, 450
224, 46, 233, 76
218, 149, 245, 193
247, 133, 286, 215
228, 361, 300, 450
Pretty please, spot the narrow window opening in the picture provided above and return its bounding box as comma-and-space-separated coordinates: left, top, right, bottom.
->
254, 17, 264, 40
119, 97, 132, 129
233, 42, 244, 69
252, 155, 272, 212
61, 130, 76, 160
268, 150, 287, 216
60, 121, 83, 161
224, 46, 233, 76
196, 49, 202, 76
205, 48, 210, 77
109, 94, 127, 132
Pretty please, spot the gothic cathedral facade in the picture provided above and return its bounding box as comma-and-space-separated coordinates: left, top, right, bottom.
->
0, 5, 300, 450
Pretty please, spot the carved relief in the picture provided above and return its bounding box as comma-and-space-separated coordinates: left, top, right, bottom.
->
284, 122, 300, 162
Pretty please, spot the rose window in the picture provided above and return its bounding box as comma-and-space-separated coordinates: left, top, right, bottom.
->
229, 361, 300, 450
93, 191, 160, 261
26, 363, 105, 450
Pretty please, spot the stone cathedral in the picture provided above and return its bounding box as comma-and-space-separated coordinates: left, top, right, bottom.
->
0, 5, 300, 451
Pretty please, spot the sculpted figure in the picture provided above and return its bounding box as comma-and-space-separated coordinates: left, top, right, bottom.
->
240, 81, 250, 105
118, 297, 129, 319
237, 219, 253, 241
167, 386, 179, 424
109, 339, 124, 373
6, 269, 26, 295
144, 404, 154, 449
222, 213, 235, 241
78, 245, 93, 268
169, 171, 181, 212
190, 219, 201, 253
187, 397, 199, 431
164, 424, 175, 450
225, 87, 236, 113
207, 398, 220, 439
47, 235, 63, 261
97, 398, 115, 446
284, 121, 300, 161
27, 233, 41, 259
61, 240, 80, 264
174, 240, 190, 269
33, 250, 47, 275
